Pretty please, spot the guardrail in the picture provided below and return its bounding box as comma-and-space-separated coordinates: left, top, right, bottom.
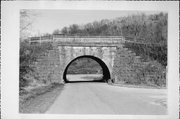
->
29, 36, 125, 44
53, 35, 124, 38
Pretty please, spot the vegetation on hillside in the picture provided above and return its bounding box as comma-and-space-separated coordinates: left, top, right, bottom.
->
124, 42, 167, 66
20, 41, 53, 90
56, 13, 167, 42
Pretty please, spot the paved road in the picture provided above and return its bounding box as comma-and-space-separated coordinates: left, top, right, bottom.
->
66, 74, 102, 81
46, 82, 167, 114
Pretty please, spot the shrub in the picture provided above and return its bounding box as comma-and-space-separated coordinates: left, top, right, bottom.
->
136, 61, 166, 87
19, 41, 53, 90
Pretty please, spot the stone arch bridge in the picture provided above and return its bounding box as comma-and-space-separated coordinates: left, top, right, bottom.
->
30, 35, 146, 84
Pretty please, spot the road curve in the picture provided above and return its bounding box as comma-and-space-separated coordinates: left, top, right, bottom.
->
46, 82, 167, 114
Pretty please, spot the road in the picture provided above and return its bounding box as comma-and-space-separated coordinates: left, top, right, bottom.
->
46, 81, 167, 114
66, 74, 103, 81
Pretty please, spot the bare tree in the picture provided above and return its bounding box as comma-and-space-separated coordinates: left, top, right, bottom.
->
20, 10, 37, 41
52, 29, 61, 35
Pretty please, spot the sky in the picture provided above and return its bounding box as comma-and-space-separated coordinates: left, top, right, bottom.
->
26, 10, 162, 36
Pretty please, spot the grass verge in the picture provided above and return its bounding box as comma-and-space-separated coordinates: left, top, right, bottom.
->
108, 82, 166, 89
19, 83, 64, 113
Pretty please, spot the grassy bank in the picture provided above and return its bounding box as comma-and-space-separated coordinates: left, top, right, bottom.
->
19, 83, 64, 113
108, 82, 166, 89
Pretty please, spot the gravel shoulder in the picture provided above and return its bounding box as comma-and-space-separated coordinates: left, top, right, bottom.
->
19, 83, 64, 113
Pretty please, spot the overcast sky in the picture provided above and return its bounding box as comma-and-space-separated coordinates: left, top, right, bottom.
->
27, 10, 161, 36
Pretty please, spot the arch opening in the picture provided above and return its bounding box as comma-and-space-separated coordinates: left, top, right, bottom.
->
63, 55, 111, 83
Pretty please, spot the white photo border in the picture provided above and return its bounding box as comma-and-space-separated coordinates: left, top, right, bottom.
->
1, 1, 179, 119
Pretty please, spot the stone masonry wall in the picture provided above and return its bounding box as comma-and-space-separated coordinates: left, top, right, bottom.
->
112, 46, 142, 83
112, 44, 166, 86
33, 44, 62, 84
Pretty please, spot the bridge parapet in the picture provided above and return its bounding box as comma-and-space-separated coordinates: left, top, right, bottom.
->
29, 35, 125, 46
53, 36, 124, 43
53, 36, 124, 47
